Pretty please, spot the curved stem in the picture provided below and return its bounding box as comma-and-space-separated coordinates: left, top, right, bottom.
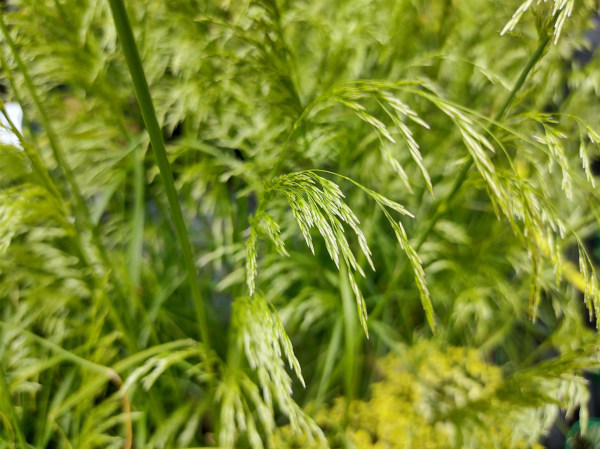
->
416, 32, 553, 252
268, 98, 321, 179
372, 31, 554, 321
107, 0, 211, 347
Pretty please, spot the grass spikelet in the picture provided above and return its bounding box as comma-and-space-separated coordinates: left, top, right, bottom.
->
227, 295, 325, 447
433, 99, 507, 211
379, 101, 433, 194
386, 211, 435, 332
246, 210, 289, 296
267, 169, 430, 333
533, 122, 573, 199
579, 139, 595, 188
246, 225, 259, 295
299, 80, 434, 191
502, 0, 574, 43
265, 171, 377, 333
578, 246, 600, 327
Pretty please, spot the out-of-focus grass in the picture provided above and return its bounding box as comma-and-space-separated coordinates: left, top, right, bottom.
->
1, 0, 600, 448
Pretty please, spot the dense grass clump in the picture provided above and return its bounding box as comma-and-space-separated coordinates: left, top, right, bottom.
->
2, 0, 600, 447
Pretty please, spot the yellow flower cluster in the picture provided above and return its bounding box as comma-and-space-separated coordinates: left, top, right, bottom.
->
339, 343, 504, 449
274, 342, 547, 449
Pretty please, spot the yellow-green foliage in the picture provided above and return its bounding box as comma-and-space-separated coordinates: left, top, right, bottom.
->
3, 0, 600, 447
275, 342, 562, 449
343, 344, 502, 449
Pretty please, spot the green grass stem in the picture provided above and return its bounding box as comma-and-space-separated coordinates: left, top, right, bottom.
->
340, 263, 358, 422
107, 0, 211, 347
311, 315, 343, 411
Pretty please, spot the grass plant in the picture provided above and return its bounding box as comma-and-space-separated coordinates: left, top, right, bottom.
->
2, 0, 600, 448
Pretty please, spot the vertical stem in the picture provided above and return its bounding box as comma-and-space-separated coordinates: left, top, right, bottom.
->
340, 263, 357, 423
312, 316, 343, 412
106, 0, 211, 347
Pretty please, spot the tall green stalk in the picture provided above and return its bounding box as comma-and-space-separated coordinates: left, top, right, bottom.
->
107, 0, 211, 347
